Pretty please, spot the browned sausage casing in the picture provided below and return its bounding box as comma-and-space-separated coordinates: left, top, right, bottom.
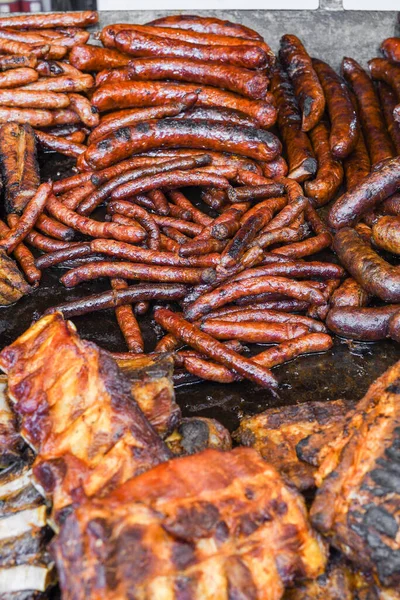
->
326, 305, 400, 341
328, 155, 400, 229
146, 15, 263, 41
0, 122, 39, 214
0, 54, 37, 70
372, 216, 400, 255
377, 81, 400, 154
312, 57, 359, 159
279, 35, 325, 132
0, 89, 69, 109
341, 57, 394, 166
69, 45, 131, 72
113, 28, 270, 71
304, 120, 344, 207
334, 227, 400, 302
388, 311, 400, 343
381, 37, 400, 63
368, 58, 400, 101
91, 81, 276, 128
84, 119, 281, 170
330, 277, 370, 308
94, 57, 269, 100
270, 66, 317, 182
342, 91, 371, 190
0, 11, 98, 29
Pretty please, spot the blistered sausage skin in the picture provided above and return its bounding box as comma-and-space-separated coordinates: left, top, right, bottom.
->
84, 119, 281, 170
381, 37, 400, 63
270, 66, 316, 182
372, 216, 400, 255
334, 227, 400, 302
341, 57, 394, 166
326, 305, 400, 341
304, 120, 344, 207
312, 58, 359, 159
93, 57, 270, 100
279, 35, 325, 132
112, 28, 270, 71
146, 15, 263, 41
328, 155, 400, 229
91, 81, 276, 128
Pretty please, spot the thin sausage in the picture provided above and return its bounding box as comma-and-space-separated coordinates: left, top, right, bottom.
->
91, 81, 276, 128
34, 129, 85, 158
0, 216, 41, 285
0, 54, 37, 70
253, 333, 333, 367
232, 260, 344, 282
343, 92, 371, 190
0, 67, 38, 88
0, 88, 69, 109
330, 277, 370, 308
67, 93, 99, 129
204, 308, 326, 331
0, 107, 53, 126
0, 11, 98, 29
279, 34, 325, 131
21, 74, 94, 93
111, 278, 144, 354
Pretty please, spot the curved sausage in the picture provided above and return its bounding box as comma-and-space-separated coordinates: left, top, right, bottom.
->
377, 81, 400, 154
343, 92, 371, 191
146, 15, 263, 41
328, 155, 400, 229
326, 305, 400, 341
270, 65, 317, 182
381, 37, 400, 63
334, 227, 400, 302
342, 57, 394, 166
34, 129, 85, 158
312, 57, 359, 159
94, 57, 269, 100
279, 34, 325, 132
304, 120, 344, 207
91, 81, 276, 128
113, 28, 270, 71
330, 277, 370, 308
372, 215, 400, 255
84, 119, 281, 170
67, 93, 98, 129
368, 57, 400, 101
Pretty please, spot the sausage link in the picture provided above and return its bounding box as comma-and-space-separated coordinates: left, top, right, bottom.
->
0, 37, 49, 57
67, 93, 98, 129
388, 311, 400, 343
1, 216, 41, 285
312, 58, 358, 160
146, 15, 263, 41
204, 308, 326, 331
201, 320, 309, 343
50, 109, 81, 126
84, 119, 281, 170
34, 129, 85, 158
0, 67, 38, 88
342, 91, 371, 191
22, 74, 94, 93
382, 193, 400, 216
0, 107, 53, 126
88, 97, 197, 145
381, 37, 400, 63
154, 308, 277, 390
270, 66, 317, 181
111, 278, 144, 353
35, 243, 92, 269
329, 155, 400, 229
59, 182, 96, 210
169, 190, 212, 227
377, 81, 400, 154
326, 305, 400, 341
254, 333, 333, 367
372, 215, 400, 255
91, 81, 276, 128
330, 277, 370, 308
334, 227, 400, 302
304, 120, 344, 207
279, 35, 325, 132
0, 88, 69, 109
69, 45, 131, 72
0, 11, 98, 29
342, 57, 394, 166
368, 58, 400, 114
0, 54, 37, 70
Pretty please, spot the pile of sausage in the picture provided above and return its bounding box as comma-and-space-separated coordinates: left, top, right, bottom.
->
0, 13, 400, 390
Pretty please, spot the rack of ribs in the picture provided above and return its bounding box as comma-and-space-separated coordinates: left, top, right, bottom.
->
52, 446, 327, 600
311, 359, 400, 588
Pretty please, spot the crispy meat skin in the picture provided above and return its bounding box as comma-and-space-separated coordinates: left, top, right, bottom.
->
0, 375, 24, 467
0, 314, 171, 519
115, 353, 180, 438
234, 400, 356, 490
311, 360, 400, 588
52, 447, 327, 600
0, 249, 31, 306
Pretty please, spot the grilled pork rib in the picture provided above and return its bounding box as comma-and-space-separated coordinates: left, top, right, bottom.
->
52, 447, 327, 600
311, 360, 400, 588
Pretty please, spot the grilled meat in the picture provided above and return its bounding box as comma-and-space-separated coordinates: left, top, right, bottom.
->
0, 375, 25, 468
0, 313, 171, 522
311, 360, 400, 588
52, 447, 327, 600
0, 250, 31, 306
0, 123, 39, 215
166, 417, 231, 456
115, 352, 180, 438
234, 400, 356, 490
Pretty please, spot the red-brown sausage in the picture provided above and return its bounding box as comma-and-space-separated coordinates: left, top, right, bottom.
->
279, 35, 325, 132
377, 81, 400, 154
69, 44, 131, 72
326, 304, 400, 341
0, 11, 98, 29
381, 37, 400, 63
342, 92, 371, 191
0, 54, 37, 70
34, 129, 85, 158
372, 215, 400, 255
312, 57, 359, 159
146, 15, 263, 41
388, 311, 400, 342
330, 277, 370, 308
91, 81, 276, 128
200, 320, 309, 343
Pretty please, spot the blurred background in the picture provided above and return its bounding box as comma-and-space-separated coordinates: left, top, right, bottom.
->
0, 0, 396, 17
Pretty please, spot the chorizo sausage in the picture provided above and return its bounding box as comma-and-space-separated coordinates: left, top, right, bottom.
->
279, 34, 325, 132
91, 81, 276, 128
312, 57, 359, 159
270, 65, 317, 182
326, 305, 400, 341
0, 11, 98, 29
328, 155, 400, 229
69, 45, 132, 72
146, 15, 263, 41
368, 57, 400, 105
111, 278, 144, 353
84, 119, 281, 170
342, 57, 394, 166
372, 215, 400, 255
304, 120, 344, 207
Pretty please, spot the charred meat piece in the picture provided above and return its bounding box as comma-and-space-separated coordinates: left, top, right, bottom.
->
234, 400, 356, 490
0, 123, 39, 214
115, 352, 180, 438
52, 447, 327, 600
0, 250, 31, 306
0, 313, 171, 521
0, 375, 25, 468
311, 360, 400, 588
166, 417, 231, 456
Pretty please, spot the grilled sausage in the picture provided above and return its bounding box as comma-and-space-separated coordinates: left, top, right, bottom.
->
270, 65, 317, 182
146, 15, 263, 41
21, 74, 94, 93
0, 11, 98, 29
330, 277, 370, 308
342, 92, 371, 190
67, 93, 98, 128
381, 37, 400, 63
69, 45, 132, 72
342, 57, 394, 165
312, 57, 359, 159
279, 35, 325, 132
34, 129, 85, 158
326, 305, 400, 341
0, 54, 37, 70
368, 57, 400, 106
372, 215, 400, 255
388, 311, 400, 342
0, 88, 69, 109
0, 67, 38, 88
377, 81, 400, 154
